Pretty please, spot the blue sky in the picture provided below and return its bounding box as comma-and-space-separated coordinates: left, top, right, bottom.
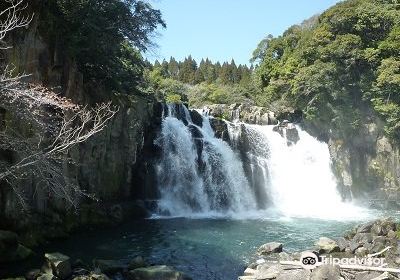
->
146, 0, 342, 65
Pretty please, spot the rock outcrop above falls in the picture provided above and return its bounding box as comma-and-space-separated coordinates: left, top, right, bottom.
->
207, 104, 278, 125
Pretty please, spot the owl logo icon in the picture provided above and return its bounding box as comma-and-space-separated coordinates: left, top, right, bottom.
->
300, 251, 319, 269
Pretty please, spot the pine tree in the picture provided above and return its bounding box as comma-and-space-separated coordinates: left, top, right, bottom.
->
178, 56, 197, 84
168, 57, 180, 79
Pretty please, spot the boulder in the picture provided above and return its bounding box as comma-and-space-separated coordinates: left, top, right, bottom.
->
352, 233, 373, 245
26, 269, 41, 280
128, 256, 147, 270
93, 259, 126, 274
387, 230, 397, 239
37, 274, 58, 280
127, 265, 191, 280
349, 241, 362, 253
44, 253, 72, 280
370, 272, 391, 280
257, 242, 283, 255
355, 247, 368, 257
256, 264, 281, 280
285, 124, 300, 144
189, 110, 203, 127
0, 243, 33, 263
354, 271, 384, 280
336, 237, 349, 252
372, 223, 384, 236
72, 273, 110, 280
315, 237, 339, 254
0, 230, 33, 263
0, 230, 18, 252
310, 265, 341, 280
357, 221, 375, 234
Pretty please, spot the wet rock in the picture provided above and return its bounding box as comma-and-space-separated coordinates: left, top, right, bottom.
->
387, 230, 397, 239
355, 247, 368, 257
278, 251, 293, 261
370, 272, 391, 280
286, 124, 300, 144
315, 237, 339, 254
244, 267, 257, 276
37, 274, 58, 280
93, 259, 126, 275
257, 242, 283, 255
72, 273, 110, 280
357, 221, 375, 233
310, 265, 341, 280
128, 256, 147, 270
189, 110, 203, 127
0, 230, 33, 263
26, 269, 41, 280
276, 269, 311, 280
354, 271, 383, 280
352, 233, 373, 245
127, 265, 191, 280
188, 124, 203, 139
256, 264, 281, 280
349, 241, 362, 253
44, 252, 72, 280
336, 237, 349, 252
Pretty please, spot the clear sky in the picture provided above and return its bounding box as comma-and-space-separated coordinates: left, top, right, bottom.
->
146, 0, 342, 65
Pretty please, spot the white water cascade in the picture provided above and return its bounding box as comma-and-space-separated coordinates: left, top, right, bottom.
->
155, 104, 257, 217
154, 104, 368, 220
241, 124, 367, 219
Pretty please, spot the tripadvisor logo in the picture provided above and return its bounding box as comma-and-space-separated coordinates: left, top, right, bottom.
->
299, 251, 387, 270
300, 251, 319, 269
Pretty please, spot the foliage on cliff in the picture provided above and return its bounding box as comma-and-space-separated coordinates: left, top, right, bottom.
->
38, 0, 165, 95
145, 57, 259, 106
253, 0, 400, 139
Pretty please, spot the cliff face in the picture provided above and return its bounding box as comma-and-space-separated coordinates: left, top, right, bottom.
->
0, 16, 161, 242
326, 121, 400, 207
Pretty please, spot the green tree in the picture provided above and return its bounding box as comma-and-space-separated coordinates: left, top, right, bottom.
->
42, 0, 165, 94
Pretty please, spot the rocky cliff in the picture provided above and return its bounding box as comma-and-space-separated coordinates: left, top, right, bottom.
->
0, 14, 161, 248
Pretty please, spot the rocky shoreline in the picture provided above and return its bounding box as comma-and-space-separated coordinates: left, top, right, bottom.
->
239, 218, 400, 280
1, 248, 191, 280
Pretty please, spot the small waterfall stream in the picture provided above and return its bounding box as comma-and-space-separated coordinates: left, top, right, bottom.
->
154, 104, 367, 219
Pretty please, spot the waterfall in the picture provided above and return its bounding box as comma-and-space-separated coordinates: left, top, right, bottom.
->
154, 104, 366, 220
231, 124, 367, 219
155, 104, 257, 217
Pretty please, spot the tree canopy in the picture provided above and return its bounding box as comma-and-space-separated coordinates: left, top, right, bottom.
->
253, 0, 400, 139
145, 57, 257, 106
39, 0, 165, 94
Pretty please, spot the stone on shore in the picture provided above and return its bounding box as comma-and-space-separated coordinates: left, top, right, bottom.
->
93, 259, 126, 274
310, 265, 341, 280
315, 237, 339, 254
127, 265, 191, 280
257, 242, 283, 255
44, 252, 72, 280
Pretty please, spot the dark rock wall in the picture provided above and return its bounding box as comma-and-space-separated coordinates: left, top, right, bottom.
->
0, 13, 162, 241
